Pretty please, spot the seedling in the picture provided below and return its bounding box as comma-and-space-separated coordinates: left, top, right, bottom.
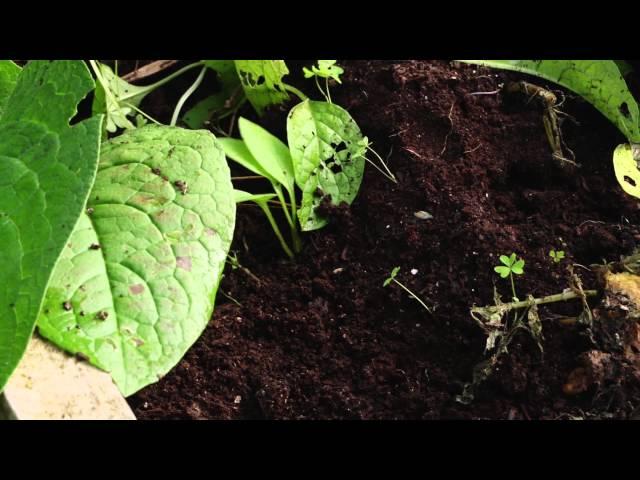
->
383, 267, 432, 313
221, 119, 301, 256
494, 253, 525, 301
303, 60, 344, 103
549, 249, 565, 263
459, 256, 597, 404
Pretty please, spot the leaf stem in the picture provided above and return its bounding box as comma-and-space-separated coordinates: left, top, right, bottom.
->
288, 188, 302, 253
171, 66, 207, 126
284, 84, 308, 102
366, 145, 398, 183
256, 202, 294, 259
392, 279, 432, 313
475, 289, 598, 313
273, 184, 295, 228
123, 102, 162, 126
509, 272, 517, 301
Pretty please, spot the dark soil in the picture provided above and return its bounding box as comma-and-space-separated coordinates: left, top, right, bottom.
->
125, 60, 640, 419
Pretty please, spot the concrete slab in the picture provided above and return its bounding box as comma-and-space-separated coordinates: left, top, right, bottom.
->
0, 335, 136, 420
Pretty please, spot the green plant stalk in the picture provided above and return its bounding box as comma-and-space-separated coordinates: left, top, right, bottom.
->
171, 66, 207, 126
366, 145, 398, 183
509, 272, 517, 301
284, 84, 308, 102
325, 77, 331, 103
257, 201, 294, 259
481, 289, 598, 312
272, 183, 301, 253
123, 101, 162, 125
392, 279, 431, 313
273, 183, 295, 227
288, 189, 302, 253
313, 76, 329, 103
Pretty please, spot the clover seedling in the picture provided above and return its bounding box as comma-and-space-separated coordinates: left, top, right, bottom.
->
549, 249, 565, 263
494, 253, 525, 301
383, 267, 432, 313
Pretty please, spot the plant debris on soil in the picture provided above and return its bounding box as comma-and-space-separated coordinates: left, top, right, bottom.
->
126, 60, 640, 419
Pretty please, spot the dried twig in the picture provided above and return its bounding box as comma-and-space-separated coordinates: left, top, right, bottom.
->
122, 60, 179, 82
440, 101, 456, 156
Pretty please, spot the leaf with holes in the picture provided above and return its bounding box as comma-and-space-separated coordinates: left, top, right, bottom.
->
0, 60, 21, 118
0, 60, 103, 392
235, 60, 290, 116
459, 60, 640, 143
613, 143, 640, 198
36, 125, 236, 396
303, 60, 344, 84
287, 100, 367, 231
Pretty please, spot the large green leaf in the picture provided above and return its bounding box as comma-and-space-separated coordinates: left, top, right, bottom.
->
0, 60, 103, 391
286, 100, 367, 231
0, 60, 21, 118
235, 60, 290, 116
459, 60, 640, 143
36, 125, 236, 396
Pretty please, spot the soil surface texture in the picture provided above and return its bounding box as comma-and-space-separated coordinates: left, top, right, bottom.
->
125, 60, 640, 419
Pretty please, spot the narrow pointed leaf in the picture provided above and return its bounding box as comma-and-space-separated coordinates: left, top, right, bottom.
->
219, 137, 274, 182
238, 117, 294, 190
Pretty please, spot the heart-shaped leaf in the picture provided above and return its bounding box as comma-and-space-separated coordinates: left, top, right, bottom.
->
36, 125, 235, 396
494, 266, 511, 278
287, 100, 367, 231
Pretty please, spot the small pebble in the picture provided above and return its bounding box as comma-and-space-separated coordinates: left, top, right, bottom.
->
234, 395, 242, 404
414, 211, 433, 220
410, 269, 418, 275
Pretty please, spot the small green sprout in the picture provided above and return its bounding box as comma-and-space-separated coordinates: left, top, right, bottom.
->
303, 60, 344, 84
383, 267, 431, 313
494, 253, 525, 301
549, 249, 565, 263
383, 267, 401, 287
303, 60, 344, 104
494, 253, 525, 278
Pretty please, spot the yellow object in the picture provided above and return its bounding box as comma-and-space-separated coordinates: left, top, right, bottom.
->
605, 271, 640, 309
613, 143, 640, 198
